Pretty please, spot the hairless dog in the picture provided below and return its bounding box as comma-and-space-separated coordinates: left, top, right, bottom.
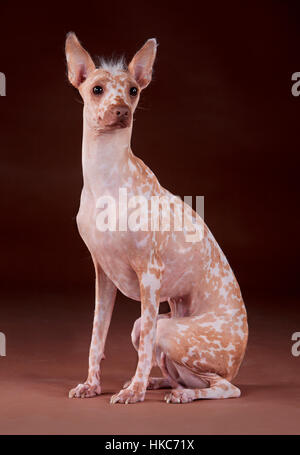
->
66, 33, 248, 404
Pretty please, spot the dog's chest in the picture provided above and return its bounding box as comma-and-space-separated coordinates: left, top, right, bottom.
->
76, 188, 141, 299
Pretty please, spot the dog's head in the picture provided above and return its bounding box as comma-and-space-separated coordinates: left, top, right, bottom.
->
65, 33, 157, 134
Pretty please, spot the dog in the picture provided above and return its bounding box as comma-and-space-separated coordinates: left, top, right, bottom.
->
66, 33, 248, 404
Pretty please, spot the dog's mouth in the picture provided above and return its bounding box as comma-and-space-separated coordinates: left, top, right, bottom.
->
104, 118, 131, 130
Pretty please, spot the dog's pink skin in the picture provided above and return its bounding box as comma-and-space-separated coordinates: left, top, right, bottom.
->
66, 33, 248, 404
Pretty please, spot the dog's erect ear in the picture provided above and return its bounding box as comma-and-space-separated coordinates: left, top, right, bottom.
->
65, 32, 95, 88
128, 38, 158, 90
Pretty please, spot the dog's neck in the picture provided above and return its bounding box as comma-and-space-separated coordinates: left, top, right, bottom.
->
81, 117, 133, 194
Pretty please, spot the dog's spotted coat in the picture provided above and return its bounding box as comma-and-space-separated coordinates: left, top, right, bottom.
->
65, 33, 248, 404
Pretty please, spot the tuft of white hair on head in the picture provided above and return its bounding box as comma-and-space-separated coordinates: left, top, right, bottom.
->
98, 55, 127, 75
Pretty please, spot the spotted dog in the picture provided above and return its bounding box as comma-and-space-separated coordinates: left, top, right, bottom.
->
66, 33, 248, 404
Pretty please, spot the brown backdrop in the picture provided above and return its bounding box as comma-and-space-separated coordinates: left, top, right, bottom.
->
1, 0, 300, 436
1, 1, 300, 297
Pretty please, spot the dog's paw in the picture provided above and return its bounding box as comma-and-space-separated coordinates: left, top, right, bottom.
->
164, 389, 195, 404
69, 382, 101, 398
110, 387, 145, 404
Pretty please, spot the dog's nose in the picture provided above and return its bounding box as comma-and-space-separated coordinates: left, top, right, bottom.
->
104, 104, 130, 126
115, 106, 129, 118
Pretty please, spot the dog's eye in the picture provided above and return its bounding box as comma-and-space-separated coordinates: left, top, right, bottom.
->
93, 86, 103, 95
129, 87, 138, 97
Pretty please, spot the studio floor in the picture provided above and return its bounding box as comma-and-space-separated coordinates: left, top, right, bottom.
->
0, 291, 299, 435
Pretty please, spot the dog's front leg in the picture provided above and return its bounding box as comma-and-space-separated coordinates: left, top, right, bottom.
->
69, 261, 117, 398
111, 255, 163, 404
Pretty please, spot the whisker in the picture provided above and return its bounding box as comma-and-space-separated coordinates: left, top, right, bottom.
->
74, 97, 84, 105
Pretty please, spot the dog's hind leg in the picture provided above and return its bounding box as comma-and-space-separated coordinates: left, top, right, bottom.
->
155, 310, 247, 404
164, 372, 241, 403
